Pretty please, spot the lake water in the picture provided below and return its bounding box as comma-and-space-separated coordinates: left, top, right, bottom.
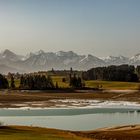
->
0, 107, 140, 131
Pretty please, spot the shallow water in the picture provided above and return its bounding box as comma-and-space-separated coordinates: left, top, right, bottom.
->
0, 108, 140, 131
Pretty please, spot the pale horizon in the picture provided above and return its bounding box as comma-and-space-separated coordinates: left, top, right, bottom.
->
0, 0, 140, 57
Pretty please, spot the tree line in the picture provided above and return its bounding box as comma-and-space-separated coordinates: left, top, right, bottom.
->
0, 65, 140, 89
82, 65, 140, 82
0, 73, 84, 89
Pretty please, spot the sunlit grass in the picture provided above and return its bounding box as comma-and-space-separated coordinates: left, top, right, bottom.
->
85, 80, 140, 90
0, 126, 85, 140
51, 76, 70, 88
8, 79, 20, 88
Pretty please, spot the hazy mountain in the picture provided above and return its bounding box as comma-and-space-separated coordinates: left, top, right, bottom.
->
129, 53, 140, 65
0, 50, 26, 73
0, 49, 25, 61
0, 64, 21, 74
0, 49, 140, 73
23, 51, 84, 71
79, 54, 106, 69
102, 55, 129, 65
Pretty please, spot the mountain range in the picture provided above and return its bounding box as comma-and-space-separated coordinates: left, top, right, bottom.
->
0, 49, 140, 74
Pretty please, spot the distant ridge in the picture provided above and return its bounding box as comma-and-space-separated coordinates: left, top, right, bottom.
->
0, 49, 140, 74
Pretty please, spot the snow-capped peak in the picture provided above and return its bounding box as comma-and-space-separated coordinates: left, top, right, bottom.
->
1, 49, 25, 61
35, 50, 45, 55
130, 53, 140, 61
0, 49, 140, 72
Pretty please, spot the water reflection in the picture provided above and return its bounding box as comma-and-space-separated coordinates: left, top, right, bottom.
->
0, 108, 140, 131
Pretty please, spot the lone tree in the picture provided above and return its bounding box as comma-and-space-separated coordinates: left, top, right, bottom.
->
70, 67, 73, 74
55, 82, 59, 89
10, 75, 15, 89
19, 75, 24, 88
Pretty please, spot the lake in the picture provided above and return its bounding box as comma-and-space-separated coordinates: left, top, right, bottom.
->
0, 107, 140, 131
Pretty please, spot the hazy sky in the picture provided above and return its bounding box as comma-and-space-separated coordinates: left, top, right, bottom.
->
0, 0, 140, 57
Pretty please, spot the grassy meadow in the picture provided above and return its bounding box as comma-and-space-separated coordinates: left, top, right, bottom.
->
52, 76, 140, 90
9, 75, 140, 90
52, 76, 69, 88
52, 75, 140, 90
85, 80, 140, 90
1, 125, 140, 140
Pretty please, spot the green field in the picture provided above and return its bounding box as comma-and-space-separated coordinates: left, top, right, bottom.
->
52, 76, 69, 88
85, 80, 140, 90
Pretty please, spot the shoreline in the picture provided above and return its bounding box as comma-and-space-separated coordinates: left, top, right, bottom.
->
0, 91, 140, 139
0, 90, 140, 108
0, 99, 140, 110
0, 124, 140, 140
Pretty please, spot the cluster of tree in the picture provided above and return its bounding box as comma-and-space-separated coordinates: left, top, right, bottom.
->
82, 65, 139, 82
69, 74, 84, 88
20, 75, 55, 90
0, 74, 9, 89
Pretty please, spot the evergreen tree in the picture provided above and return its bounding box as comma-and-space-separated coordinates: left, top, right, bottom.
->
0, 74, 9, 89
83, 65, 139, 82
55, 82, 59, 89
20, 76, 24, 88
70, 67, 73, 74
10, 75, 15, 89
19, 74, 55, 90
69, 74, 83, 88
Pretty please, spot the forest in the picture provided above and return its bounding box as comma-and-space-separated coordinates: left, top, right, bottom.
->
82, 65, 140, 82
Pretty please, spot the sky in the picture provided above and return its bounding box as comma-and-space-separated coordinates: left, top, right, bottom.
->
0, 0, 140, 57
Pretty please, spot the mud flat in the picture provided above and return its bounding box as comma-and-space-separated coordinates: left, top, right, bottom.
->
0, 90, 140, 108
